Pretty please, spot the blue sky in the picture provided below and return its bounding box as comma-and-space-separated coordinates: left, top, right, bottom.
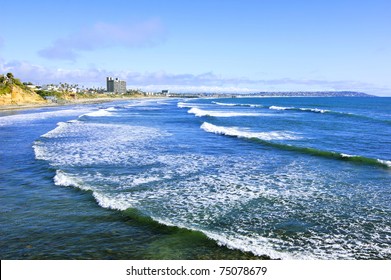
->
1, 0, 390, 95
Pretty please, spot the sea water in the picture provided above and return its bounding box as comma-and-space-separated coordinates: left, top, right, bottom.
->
1, 97, 390, 259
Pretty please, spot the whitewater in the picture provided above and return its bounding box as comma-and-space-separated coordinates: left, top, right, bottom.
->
1, 97, 390, 259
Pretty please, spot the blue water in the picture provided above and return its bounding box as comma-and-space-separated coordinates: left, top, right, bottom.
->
1, 97, 390, 259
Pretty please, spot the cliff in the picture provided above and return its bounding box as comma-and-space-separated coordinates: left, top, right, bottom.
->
0, 77, 47, 106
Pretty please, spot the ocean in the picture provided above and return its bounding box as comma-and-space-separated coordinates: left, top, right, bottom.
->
1, 97, 390, 259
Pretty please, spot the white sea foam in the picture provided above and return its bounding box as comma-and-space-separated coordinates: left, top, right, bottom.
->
49, 156, 322, 260
377, 159, 391, 167
40, 133, 390, 259
106, 106, 119, 112
177, 102, 198, 108
93, 192, 134, 211
157, 101, 170, 105
132, 177, 162, 185
188, 107, 264, 117
269, 105, 293, 110
53, 170, 92, 190
123, 99, 162, 108
82, 109, 113, 117
0, 108, 91, 127
34, 120, 172, 167
300, 108, 329, 113
149, 216, 305, 259
104, 159, 339, 259
212, 101, 238, 106
269, 106, 329, 114
33, 101, 390, 260
32, 141, 46, 160
200, 122, 301, 140
41, 121, 72, 138
341, 153, 356, 158
212, 101, 263, 108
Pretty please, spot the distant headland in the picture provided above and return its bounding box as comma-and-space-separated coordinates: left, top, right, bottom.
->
240, 91, 374, 97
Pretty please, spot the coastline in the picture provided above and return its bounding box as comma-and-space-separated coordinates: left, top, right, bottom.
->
0, 96, 165, 112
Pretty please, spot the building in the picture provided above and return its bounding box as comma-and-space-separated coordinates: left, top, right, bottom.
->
106, 77, 126, 94
41, 84, 59, 91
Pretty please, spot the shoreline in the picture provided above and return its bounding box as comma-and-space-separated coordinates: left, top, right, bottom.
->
0, 96, 166, 112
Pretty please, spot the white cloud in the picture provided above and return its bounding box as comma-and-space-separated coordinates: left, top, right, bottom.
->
38, 19, 166, 61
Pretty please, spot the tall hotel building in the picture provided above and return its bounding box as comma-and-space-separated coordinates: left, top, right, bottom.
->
106, 77, 126, 94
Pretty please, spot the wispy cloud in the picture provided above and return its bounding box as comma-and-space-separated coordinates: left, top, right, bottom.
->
38, 19, 166, 61
1, 60, 389, 96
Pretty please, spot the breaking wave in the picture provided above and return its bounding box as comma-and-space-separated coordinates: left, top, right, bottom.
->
212, 101, 264, 108
200, 122, 391, 168
200, 122, 301, 140
269, 105, 330, 114
188, 108, 266, 117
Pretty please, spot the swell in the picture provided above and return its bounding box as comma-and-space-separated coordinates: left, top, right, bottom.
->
201, 122, 391, 169
268, 105, 391, 124
269, 105, 330, 114
188, 107, 265, 117
210, 101, 390, 124
212, 101, 264, 108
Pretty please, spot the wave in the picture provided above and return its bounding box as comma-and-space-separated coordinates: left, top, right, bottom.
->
268, 105, 391, 124
188, 108, 266, 118
300, 108, 330, 113
53, 170, 93, 191
81, 109, 113, 117
377, 159, 391, 168
50, 170, 280, 259
0, 108, 92, 127
50, 169, 276, 259
201, 122, 391, 168
201, 122, 301, 140
212, 101, 264, 108
177, 102, 199, 108
178, 103, 191, 108
269, 105, 329, 114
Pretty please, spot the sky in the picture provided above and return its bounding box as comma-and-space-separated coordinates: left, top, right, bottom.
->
1, 0, 390, 95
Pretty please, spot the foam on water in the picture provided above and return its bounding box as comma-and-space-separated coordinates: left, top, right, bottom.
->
269, 105, 293, 110
0, 108, 92, 127
188, 107, 266, 117
269, 105, 329, 114
200, 122, 391, 168
81, 109, 113, 117
93, 192, 136, 211
341, 153, 356, 158
200, 122, 301, 140
377, 159, 391, 168
177, 102, 201, 108
49, 148, 390, 259
53, 170, 93, 191
300, 108, 330, 113
212, 101, 263, 108
32, 98, 391, 260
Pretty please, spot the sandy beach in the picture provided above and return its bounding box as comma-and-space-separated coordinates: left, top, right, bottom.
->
0, 96, 161, 111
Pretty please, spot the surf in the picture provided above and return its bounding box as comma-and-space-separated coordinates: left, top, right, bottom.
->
200, 122, 391, 168
212, 101, 264, 108
188, 107, 267, 117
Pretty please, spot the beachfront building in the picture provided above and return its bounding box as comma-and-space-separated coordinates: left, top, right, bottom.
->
41, 84, 60, 91
106, 77, 126, 94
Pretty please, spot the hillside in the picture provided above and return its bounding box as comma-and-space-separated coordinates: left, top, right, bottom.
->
0, 74, 46, 106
